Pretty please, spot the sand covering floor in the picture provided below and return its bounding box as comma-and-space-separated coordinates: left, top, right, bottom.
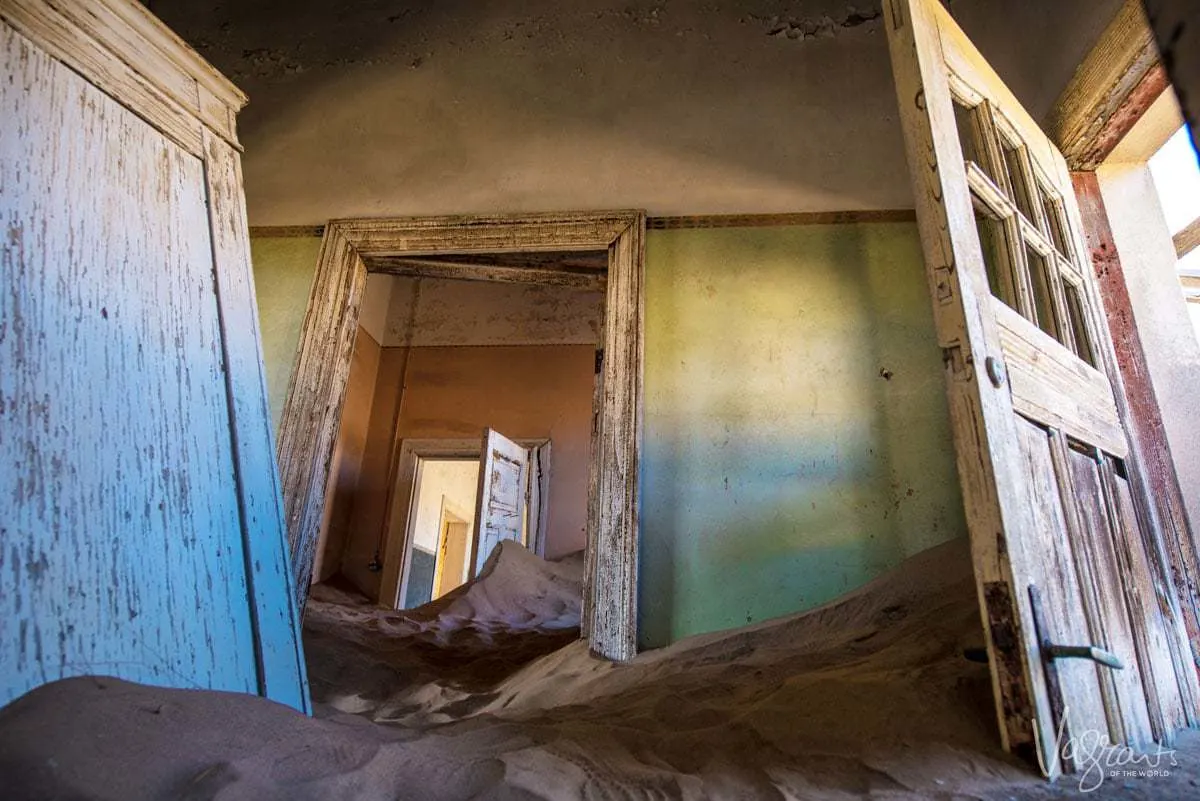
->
2, 538, 1198, 799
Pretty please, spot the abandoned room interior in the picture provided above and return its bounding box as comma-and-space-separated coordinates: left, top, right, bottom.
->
3, 0, 1200, 798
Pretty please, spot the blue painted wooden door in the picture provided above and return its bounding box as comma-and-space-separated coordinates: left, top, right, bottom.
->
0, 17, 308, 711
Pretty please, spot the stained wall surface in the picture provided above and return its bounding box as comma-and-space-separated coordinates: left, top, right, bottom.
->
155, 0, 1121, 224
250, 236, 321, 428
252, 223, 965, 645
639, 223, 963, 646
1096, 162, 1200, 537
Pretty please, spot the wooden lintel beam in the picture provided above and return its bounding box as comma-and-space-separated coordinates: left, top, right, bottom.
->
1173, 216, 1200, 259
1050, 0, 1168, 170
369, 256, 607, 291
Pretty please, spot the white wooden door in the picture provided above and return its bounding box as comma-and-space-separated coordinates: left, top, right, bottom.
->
471, 428, 531, 575
885, 0, 1198, 774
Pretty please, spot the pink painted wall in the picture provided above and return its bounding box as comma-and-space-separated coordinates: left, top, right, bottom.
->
314, 327, 380, 584
325, 342, 595, 600
390, 345, 595, 560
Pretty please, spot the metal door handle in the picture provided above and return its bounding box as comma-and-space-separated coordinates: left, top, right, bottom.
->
1044, 643, 1124, 670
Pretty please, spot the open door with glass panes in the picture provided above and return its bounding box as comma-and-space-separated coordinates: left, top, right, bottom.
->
884, 0, 1198, 775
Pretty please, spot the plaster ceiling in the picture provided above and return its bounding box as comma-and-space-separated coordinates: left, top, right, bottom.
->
152, 0, 1125, 225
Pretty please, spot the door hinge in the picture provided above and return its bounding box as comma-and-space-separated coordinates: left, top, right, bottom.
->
933, 262, 955, 304
942, 343, 973, 381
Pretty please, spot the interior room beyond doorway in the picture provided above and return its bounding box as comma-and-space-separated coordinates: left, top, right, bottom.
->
401, 458, 479, 609
312, 255, 606, 611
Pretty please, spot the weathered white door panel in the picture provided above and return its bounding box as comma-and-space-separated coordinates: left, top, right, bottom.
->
885, 0, 1197, 772
471, 429, 530, 575
0, 13, 308, 711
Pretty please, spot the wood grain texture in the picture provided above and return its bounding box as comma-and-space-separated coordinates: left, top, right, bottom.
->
202, 131, 310, 712
1173, 217, 1200, 259
994, 301, 1126, 457
277, 212, 645, 661
1056, 437, 1154, 748
1049, 0, 1166, 170
1104, 462, 1190, 737
371, 256, 606, 291
1013, 420, 1109, 746
590, 217, 645, 661
885, 0, 1045, 764
1, 23, 257, 704
0, 0, 245, 155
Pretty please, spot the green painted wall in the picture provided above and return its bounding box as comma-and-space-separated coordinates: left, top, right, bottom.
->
638, 224, 964, 648
250, 237, 320, 429
247, 223, 966, 649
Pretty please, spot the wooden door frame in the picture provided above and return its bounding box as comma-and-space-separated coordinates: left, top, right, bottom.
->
381, 437, 551, 610
276, 211, 645, 661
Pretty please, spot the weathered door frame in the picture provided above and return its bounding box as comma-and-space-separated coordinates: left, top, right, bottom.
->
381, 436, 551, 609
275, 211, 645, 661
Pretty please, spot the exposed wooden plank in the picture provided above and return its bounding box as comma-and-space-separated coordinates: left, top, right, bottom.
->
202, 130, 311, 712
1103, 461, 1191, 736
327, 213, 636, 257
370, 256, 607, 291
590, 217, 645, 661
994, 301, 1127, 457
414, 251, 609, 271
1054, 435, 1155, 748
1071, 171, 1200, 694
1, 22, 257, 703
1027, 585, 1077, 774
1049, 0, 1167, 170
1014, 420, 1110, 745
1173, 216, 1200, 259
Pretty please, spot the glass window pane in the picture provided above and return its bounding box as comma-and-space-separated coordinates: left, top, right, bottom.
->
1001, 138, 1037, 222
1039, 184, 1069, 256
976, 206, 1016, 309
954, 100, 984, 168
1063, 280, 1096, 367
1026, 245, 1061, 341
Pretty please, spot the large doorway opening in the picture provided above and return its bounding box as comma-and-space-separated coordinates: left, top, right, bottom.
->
276, 212, 645, 660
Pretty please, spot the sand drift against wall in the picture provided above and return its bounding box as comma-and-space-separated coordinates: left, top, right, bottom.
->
5, 538, 1199, 799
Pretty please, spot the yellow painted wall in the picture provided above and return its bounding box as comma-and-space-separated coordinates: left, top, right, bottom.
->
249, 236, 320, 429
639, 223, 963, 647
248, 223, 965, 647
